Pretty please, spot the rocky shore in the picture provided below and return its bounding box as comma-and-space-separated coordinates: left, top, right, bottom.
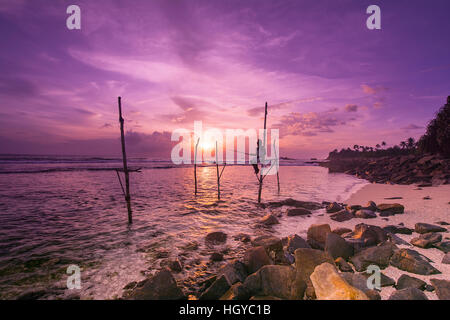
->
319, 154, 450, 186
121, 196, 450, 300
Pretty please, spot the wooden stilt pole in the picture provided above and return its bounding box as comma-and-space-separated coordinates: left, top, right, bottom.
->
274, 139, 280, 193
194, 138, 200, 196
257, 102, 268, 203
118, 97, 132, 224
216, 141, 220, 200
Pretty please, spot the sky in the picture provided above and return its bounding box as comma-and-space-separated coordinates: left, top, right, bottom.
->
0, 0, 449, 159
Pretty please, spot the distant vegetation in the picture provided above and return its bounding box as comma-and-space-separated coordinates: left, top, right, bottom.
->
328, 96, 450, 160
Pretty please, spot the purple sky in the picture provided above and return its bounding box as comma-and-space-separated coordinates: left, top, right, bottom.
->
0, 0, 449, 158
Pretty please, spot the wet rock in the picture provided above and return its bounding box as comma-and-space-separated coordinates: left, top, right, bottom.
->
353, 223, 389, 247
233, 233, 251, 243
355, 209, 377, 219
307, 224, 331, 250
123, 281, 137, 290
243, 246, 272, 274
326, 202, 342, 213
325, 232, 354, 260
286, 234, 310, 254
430, 279, 450, 300
387, 233, 412, 246
433, 241, 450, 253
251, 235, 283, 253
217, 260, 247, 285
329, 210, 354, 222
335, 257, 353, 272
294, 248, 334, 299
332, 227, 352, 236
205, 231, 227, 244
168, 259, 183, 272
377, 203, 405, 216
260, 214, 279, 226
310, 263, 368, 300
396, 274, 427, 290
414, 223, 447, 234
388, 288, 428, 300
199, 275, 230, 300
411, 232, 442, 248
220, 282, 250, 300
347, 204, 362, 211
364, 201, 378, 211
383, 225, 413, 235
210, 252, 224, 262
264, 198, 322, 210
350, 242, 396, 272
390, 249, 441, 275
286, 208, 311, 216
436, 221, 450, 226
442, 252, 450, 264
127, 269, 185, 300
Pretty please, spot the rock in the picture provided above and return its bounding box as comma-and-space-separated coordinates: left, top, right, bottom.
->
350, 242, 396, 272
411, 233, 442, 248
310, 263, 368, 300
168, 259, 183, 272
383, 225, 413, 235
284, 252, 295, 264
396, 274, 427, 290
249, 295, 281, 300
365, 201, 378, 211
390, 249, 441, 275
294, 248, 335, 299
436, 221, 450, 226
243, 246, 272, 274
430, 279, 450, 300
355, 209, 377, 219
220, 282, 245, 300
199, 275, 231, 300
353, 223, 389, 247
210, 252, 224, 262
365, 290, 382, 300
347, 204, 362, 211
335, 257, 353, 272
387, 233, 412, 246
306, 224, 331, 250
241, 265, 301, 300
205, 231, 227, 244
233, 233, 251, 242
325, 232, 354, 260
251, 235, 283, 253
128, 269, 185, 300
329, 209, 354, 222
326, 202, 342, 213
415, 223, 447, 234
16, 289, 49, 300
433, 241, 450, 253
264, 198, 322, 210
388, 288, 428, 300
340, 273, 378, 299
286, 208, 311, 216
377, 203, 405, 216
217, 260, 247, 285
260, 214, 279, 226
286, 234, 310, 254
442, 252, 450, 264
332, 227, 352, 236
366, 272, 396, 287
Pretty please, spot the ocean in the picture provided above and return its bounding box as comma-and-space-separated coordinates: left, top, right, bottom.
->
0, 155, 368, 299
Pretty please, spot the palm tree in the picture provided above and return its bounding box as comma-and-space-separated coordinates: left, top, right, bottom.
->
381, 141, 387, 147
353, 144, 359, 152
407, 137, 416, 149
400, 141, 407, 149
375, 144, 381, 149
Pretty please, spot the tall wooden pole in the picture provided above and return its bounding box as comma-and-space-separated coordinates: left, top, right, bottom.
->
118, 97, 132, 224
274, 139, 280, 193
194, 138, 200, 195
257, 102, 268, 203
216, 141, 220, 200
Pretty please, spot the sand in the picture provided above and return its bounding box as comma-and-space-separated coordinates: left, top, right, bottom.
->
314, 183, 450, 300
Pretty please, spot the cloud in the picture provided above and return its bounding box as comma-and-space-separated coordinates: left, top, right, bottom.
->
401, 124, 423, 130
344, 104, 358, 112
361, 84, 387, 94
246, 97, 323, 117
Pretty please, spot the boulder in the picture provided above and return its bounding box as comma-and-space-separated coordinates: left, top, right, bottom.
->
217, 260, 247, 285
332, 227, 352, 236
340, 273, 380, 300
433, 241, 450, 253
330, 210, 354, 222
396, 274, 427, 290
325, 232, 354, 260
243, 246, 272, 274
128, 269, 185, 300
430, 279, 450, 300
415, 223, 447, 234
377, 203, 405, 216
362, 272, 396, 287
350, 242, 396, 272
260, 214, 279, 226
326, 202, 342, 213
353, 223, 389, 247
264, 198, 322, 210
199, 275, 230, 300
307, 224, 331, 250
310, 263, 369, 300
220, 282, 247, 300
294, 248, 335, 299
335, 257, 354, 272
210, 252, 224, 262
442, 252, 450, 264
251, 235, 283, 253
383, 225, 413, 235
355, 209, 377, 219
388, 288, 428, 300
168, 259, 183, 272
411, 232, 442, 248
390, 249, 441, 275
205, 231, 227, 244
286, 208, 311, 216
364, 201, 378, 211
286, 234, 310, 254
